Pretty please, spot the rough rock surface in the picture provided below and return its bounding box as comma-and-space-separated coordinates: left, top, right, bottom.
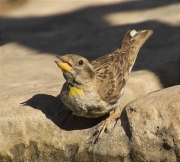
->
0, 69, 162, 161
125, 86, 180, 162
0, 85, 180, 161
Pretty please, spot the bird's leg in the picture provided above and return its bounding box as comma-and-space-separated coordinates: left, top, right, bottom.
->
58, 109, 72, 125
95, 110, 119, 144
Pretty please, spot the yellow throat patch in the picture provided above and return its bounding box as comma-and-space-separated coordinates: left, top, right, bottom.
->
69, 86, 84, 96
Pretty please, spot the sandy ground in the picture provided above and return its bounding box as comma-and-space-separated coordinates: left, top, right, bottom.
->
0, 0, 180, 99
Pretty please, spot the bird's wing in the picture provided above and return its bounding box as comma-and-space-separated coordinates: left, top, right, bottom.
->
91, 29, 153, 104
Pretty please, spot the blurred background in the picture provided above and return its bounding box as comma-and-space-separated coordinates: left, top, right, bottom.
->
1, 0, 179, 98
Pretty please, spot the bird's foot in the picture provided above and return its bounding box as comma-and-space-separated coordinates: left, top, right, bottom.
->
94, 110, 119, 144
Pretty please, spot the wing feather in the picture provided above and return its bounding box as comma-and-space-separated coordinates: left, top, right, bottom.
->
91, 29, 153, 104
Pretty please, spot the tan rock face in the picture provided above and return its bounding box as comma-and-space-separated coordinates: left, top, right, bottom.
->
0, 86, 180, 161
0, 92, 130, 161
125, 86, 180, 161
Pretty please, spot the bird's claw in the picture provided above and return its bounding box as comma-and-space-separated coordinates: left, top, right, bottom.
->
94, 120, 110, 144
94, 111, 119, 144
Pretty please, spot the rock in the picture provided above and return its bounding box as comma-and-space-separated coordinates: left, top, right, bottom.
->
0, 68, 164, 161
125, 85, 180, 161
0, 92, 131, 161
0, 86, 179, 161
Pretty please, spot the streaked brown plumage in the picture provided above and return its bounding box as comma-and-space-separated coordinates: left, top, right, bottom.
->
55, 29, 153, 142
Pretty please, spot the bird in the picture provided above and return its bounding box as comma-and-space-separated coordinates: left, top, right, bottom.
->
55, 29, 153, 143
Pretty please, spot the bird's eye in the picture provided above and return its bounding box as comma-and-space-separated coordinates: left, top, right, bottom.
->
78, 60, 84, 65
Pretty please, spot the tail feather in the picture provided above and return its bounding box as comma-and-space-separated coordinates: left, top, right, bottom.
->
120, 29, 153, 58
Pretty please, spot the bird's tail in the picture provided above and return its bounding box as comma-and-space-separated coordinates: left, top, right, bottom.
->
120, 29, 153, 63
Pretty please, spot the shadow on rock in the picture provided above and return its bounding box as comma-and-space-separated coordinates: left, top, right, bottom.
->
21, 94, 107, 131
1, 1, 179, 90
1, 0, 179, 88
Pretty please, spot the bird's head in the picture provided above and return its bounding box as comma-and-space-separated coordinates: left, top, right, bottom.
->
55, 54, 95, 86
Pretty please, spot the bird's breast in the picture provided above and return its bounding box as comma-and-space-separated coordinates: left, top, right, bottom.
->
60, 83, 118, 118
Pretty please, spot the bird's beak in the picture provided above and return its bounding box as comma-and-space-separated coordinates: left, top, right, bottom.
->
55, 56, 73, 72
